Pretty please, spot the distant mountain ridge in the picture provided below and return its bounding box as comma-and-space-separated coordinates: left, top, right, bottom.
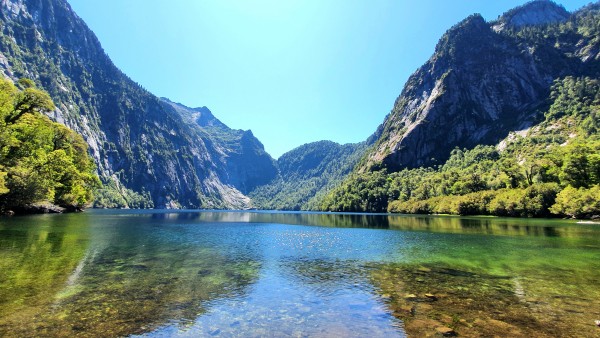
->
250, 140, 369, 210
161, 99, 278, 195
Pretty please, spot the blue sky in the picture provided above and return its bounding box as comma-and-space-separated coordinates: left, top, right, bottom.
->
68, 0, 590, 158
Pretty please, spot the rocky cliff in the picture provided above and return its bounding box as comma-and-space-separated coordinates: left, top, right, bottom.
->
161, 99, 278, 195
0, 0, 277, 208
364, 0, 600, 172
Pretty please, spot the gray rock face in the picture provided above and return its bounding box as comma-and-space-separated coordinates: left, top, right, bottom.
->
0, 0, 277, 209
492, 0, 569, 31
161, 99, 278, 195
365, 4, 600, 172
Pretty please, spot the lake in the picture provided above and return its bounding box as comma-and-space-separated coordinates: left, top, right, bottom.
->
1, 210, 599, 337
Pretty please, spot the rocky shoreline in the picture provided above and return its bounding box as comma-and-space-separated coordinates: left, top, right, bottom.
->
2, 203, 83, 216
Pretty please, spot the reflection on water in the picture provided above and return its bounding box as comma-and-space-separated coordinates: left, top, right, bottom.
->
147, 210, 392, 229
0, 210, 599, 337
387, 214, 597, 238
0, 213, 261, 337
142, 210, 595, 238
0, 214, 89, 330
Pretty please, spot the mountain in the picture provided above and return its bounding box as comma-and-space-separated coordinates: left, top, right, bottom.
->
362, 0, 599, 172
384, 74, 600, 218
249, 140, 368, 210
321, 0, 600, 213
0, 0, 277, 209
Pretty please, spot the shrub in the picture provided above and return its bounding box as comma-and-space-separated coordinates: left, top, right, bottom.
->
550, 185, 600, 218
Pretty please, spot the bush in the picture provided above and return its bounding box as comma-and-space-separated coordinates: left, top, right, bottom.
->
488, 183, 559, 217
550, 185, 600, 219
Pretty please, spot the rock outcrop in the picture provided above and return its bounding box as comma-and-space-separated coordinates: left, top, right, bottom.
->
161, 99, 278, 195
492, 0, 570, 31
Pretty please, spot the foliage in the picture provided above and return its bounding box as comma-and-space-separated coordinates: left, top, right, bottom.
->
322, 76, 600, 219
0, 77, 100, 212
319, 170, 391, 213
92, 179, 154, 209
550, 185, 600, 219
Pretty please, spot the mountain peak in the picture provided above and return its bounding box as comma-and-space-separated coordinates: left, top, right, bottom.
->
160, 98, 228, 129
433, 14, 493, 60
493, 0, 569, 31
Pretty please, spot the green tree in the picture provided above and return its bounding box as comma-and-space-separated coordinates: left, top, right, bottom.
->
0, 77, 100, 212
550, 185, 600, 218
560, 145, 591, 188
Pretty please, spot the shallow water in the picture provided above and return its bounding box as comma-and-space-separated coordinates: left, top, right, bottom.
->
0, 210, 599, 337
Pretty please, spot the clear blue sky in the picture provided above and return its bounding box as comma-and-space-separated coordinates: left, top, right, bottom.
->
68, 0, 590, 158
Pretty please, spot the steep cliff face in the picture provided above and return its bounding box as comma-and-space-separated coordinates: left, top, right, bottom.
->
365, 1, 600, 172
0, 0, 276, 208
162, 99, 278, 195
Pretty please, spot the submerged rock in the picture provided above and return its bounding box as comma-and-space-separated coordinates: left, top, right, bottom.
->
425, 293, 438, 301
371, 262, 600, 337
435, 326, 457, 337
405, 294, 419, 301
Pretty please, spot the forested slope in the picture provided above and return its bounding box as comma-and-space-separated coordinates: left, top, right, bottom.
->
250, 141, 368, 210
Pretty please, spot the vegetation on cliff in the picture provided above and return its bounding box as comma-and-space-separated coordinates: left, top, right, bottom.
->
318, 3, 600, 219
0, 77, 100, 213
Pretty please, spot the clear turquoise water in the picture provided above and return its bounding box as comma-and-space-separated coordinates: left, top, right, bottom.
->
0, 210, 599, 337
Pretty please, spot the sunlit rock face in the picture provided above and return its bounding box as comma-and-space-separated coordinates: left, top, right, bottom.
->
364, 2, 600, 172
492, 0, 570, 31
0, 0, 277, 208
